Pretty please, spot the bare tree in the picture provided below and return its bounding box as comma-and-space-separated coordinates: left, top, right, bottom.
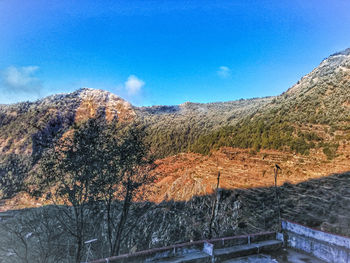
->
30, 118, 154, 261
0, 207, 66, 263
95, 124, 155, 256
31, 118, 112, 262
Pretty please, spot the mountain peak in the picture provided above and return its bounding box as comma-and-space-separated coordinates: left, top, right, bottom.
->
75, 87, 122, 101
72, 88, 135, 123
286, 47, 350, 95
329, 47, 350, 57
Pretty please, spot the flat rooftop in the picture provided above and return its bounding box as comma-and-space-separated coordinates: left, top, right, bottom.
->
224, 248, 325, 263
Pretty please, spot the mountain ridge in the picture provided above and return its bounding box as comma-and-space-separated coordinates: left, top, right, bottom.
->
0, 88, 274, 157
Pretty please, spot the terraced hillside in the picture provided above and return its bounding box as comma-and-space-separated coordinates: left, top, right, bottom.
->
3, 141, 350, 209
146, 140, 350, 201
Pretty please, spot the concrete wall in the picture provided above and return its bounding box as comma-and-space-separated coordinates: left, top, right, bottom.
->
88, 232, 276, 263
282, 220, 350, 263
88, 241, 205, 263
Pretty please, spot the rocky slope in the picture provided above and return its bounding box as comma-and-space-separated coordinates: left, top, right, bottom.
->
0, 88, 135, 156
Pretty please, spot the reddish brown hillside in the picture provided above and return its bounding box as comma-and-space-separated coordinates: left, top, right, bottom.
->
147, 144, 350, 202
2, 143, 350, 210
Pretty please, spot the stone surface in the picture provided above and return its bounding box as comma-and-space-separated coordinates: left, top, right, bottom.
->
282, 220, 350, 263
152, 251, 211, 263
214, 240, 282, 262
223, 249, 326, 263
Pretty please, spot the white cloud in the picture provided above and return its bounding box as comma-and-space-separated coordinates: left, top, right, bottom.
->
124, 75, 145, 95
1, 65, 42, 95
217, 66, 231, 78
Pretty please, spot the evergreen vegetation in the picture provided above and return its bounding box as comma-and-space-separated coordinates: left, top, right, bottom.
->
190, 119, 323, 156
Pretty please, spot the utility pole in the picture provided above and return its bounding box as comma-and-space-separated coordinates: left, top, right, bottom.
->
208, 171, 221, 239
274, 164, 282, 231
262, 201, 266, 229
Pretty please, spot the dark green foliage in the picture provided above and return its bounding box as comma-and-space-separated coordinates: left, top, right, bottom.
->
0, 154, 30, 199
190, 119, 317, 155
321, 142, 339, 160
148, 59, 350, 157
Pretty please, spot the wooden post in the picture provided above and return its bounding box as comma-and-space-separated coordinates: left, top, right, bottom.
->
208, 171, 221, 239
262, 201, 266, 229
274, 164, 281, 231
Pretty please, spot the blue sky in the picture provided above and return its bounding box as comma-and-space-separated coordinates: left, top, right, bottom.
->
1, 0, 350, 106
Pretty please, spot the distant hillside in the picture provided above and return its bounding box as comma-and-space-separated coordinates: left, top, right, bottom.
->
0, 88, 134, 157
191, 48, 350, 158
136, 97, 273, 157
0, 88, 273, 160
